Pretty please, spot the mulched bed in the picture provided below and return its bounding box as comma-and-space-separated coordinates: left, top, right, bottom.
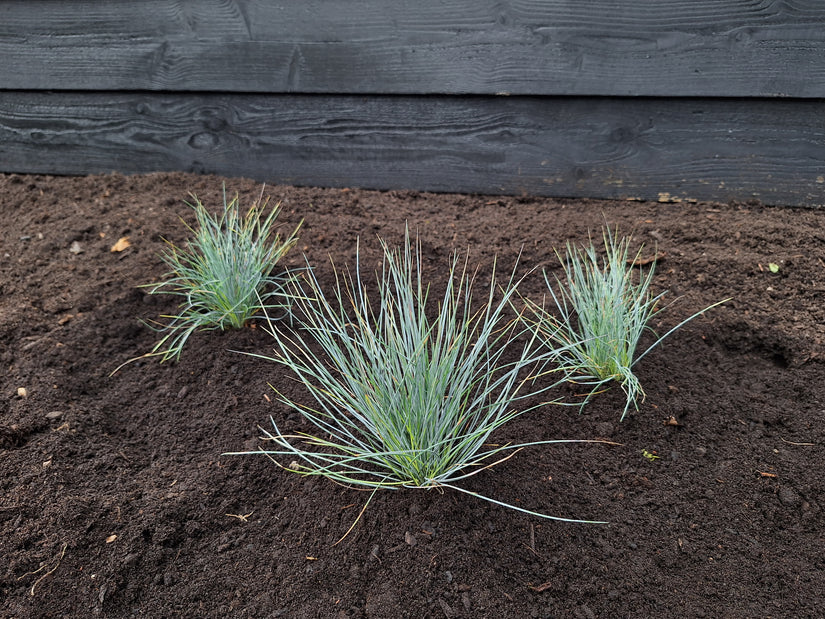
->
1, 171, 823, 618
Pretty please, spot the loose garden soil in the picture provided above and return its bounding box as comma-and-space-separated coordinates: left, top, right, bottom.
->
2, 172, 824, 618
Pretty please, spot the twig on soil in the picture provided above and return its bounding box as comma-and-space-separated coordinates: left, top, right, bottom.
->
17, 542, 67, 596
369, 545, 382, 563
523, 542, 541, 559
780, 437, 816, 446
522, 522, 541, 558
226, 511, 254, 522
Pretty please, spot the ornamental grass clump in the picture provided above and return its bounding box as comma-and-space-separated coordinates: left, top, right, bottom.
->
528, 226, 726, 421
235, 231, 604, 524
139, 185, 301, 363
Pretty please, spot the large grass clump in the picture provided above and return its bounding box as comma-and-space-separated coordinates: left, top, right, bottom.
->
527, 226, 727, 421
235, 230, 604, 524
139, 185, 301, 364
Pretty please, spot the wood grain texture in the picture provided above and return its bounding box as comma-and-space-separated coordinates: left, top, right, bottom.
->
2, 0, 825, 96
2, 92, 822, 206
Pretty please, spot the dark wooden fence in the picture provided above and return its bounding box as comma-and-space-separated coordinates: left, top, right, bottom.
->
1, 1, 824, 206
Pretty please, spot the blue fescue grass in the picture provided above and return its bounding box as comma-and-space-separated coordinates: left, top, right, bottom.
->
527, 226, 727, 421
229, 229, 610, 527
121, 185, 301, 368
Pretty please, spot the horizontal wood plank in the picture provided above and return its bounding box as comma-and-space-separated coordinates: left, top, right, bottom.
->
2, 0, 825, 96
1, 92, 822, 206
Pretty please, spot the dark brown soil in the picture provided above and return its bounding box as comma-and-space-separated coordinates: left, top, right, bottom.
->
2, 172, 824, 618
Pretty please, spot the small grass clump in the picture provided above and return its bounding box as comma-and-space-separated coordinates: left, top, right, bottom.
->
527, 226, 727, 421
233, 230, 604, 525
139, 185, 301, 363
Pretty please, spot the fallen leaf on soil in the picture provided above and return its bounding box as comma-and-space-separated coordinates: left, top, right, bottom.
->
105, 535, 117, 543
110, 237, 131, 252
629, 251, 666, 266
